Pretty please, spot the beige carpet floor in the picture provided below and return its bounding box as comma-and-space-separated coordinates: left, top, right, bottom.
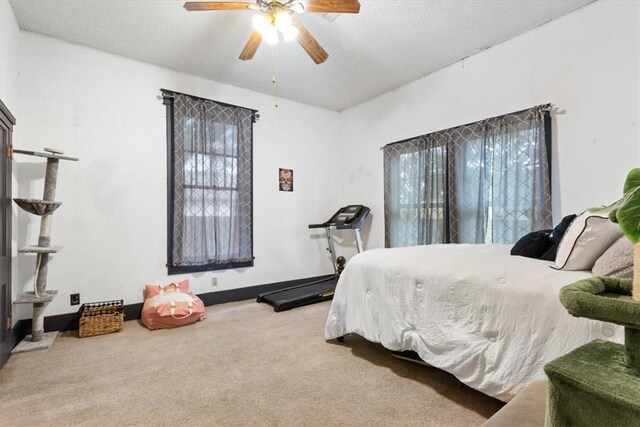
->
0, 300, 503, 426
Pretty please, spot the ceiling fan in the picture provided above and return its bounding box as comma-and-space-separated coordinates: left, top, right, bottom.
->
183, 0, 361, 64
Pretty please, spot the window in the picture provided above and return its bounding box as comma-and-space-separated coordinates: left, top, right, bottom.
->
384, 105, 552, 248
163, 90, 257, 274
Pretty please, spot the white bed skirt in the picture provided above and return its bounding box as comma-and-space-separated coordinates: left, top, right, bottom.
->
324, 244, 623, 401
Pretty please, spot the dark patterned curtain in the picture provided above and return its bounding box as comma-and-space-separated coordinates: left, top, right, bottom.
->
165, 92, 254, 272
384, 105, 552, 248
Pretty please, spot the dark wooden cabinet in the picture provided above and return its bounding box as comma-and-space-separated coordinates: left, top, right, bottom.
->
0, 99, 15, 368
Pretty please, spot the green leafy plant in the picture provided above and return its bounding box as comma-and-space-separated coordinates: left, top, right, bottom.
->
608, 168, 640, 244
591, 168, 640, 300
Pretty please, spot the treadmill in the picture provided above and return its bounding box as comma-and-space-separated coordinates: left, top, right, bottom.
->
257, 205, 370, 312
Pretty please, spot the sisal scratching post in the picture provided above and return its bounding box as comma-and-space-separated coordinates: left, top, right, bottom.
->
35, 158, 58, 294
12, 148, 78, 353
31, 303, 46, 342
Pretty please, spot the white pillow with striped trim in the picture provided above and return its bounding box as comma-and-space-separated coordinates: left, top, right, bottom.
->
553, 210, 623, 271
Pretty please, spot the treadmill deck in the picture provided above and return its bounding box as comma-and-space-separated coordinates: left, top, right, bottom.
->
257, 278, 337, 312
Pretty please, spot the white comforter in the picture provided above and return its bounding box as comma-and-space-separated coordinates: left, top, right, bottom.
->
324, 244, 623, 401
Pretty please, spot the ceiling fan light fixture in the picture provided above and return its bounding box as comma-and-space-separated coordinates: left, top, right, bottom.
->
251, 13, 271, 33
262, 25, 279, 44
290, 2, 304, 13
274, 11, 293, 32
282, 25, 299, 42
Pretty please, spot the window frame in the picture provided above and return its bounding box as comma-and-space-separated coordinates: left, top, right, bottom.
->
162, 89, 258, 275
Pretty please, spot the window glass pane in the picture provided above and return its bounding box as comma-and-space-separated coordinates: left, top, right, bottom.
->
184, 152, 214, 187
213, 122, 225, 154
225, 157, 237, 188
183, 117, 196, 152
225, 124, 236, 156
213, 156, 225, 187
183, 188, 206, 217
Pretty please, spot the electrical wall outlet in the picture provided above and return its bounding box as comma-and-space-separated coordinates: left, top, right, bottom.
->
211, 277, 218, 287
70, 293, 80, 306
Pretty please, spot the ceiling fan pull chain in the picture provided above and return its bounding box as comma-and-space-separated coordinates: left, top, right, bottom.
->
272, 42, 279, 108
273, 74, 278, 108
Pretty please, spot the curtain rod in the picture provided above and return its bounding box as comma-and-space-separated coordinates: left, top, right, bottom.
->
379, 103, 552, 151
160, 89, 260, 121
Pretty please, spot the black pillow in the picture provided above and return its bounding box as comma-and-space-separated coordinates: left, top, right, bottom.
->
511, 230, 553, 258
540, 245, 559, 261
540, 214, 578, 261
549, 214, 577, 244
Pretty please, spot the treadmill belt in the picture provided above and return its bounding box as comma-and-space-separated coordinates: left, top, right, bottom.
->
258, 279, 336, 312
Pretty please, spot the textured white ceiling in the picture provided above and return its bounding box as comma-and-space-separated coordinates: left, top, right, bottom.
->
10, 0, 594, 111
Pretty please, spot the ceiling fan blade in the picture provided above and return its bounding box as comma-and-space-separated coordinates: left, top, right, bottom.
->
184, 2, 255, 11
291, 16, 328, 65
239, 31, 263, 60
298, 0, 360, 14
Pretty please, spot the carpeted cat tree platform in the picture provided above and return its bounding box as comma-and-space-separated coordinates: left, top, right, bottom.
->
544, 277, 640, 426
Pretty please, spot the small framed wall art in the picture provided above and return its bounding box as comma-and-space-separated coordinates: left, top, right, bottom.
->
279, 168, 293, 192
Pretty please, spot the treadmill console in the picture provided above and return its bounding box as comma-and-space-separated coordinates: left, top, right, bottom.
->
335, 205, 364, 227
309, 205, 370, 230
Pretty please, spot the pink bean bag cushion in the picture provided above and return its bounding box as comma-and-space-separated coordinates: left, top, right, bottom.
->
141, 279, 206, 330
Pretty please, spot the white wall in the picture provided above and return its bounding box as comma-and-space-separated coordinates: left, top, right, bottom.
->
15, 32, 340, 318
336, 0, 640, 253
0, 0, 20, 113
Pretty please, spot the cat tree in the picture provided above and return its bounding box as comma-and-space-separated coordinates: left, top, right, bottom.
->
12, 147, 78, 353
544, 168, 640, 425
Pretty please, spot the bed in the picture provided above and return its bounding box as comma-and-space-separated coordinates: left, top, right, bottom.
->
324, 244, 624, 401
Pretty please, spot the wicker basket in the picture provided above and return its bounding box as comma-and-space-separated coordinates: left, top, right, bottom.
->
78, 300, 124, 338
